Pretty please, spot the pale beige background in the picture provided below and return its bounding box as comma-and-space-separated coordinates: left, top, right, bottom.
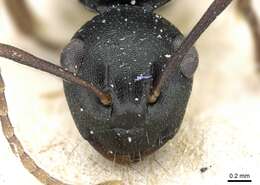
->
0, 0, 260, 185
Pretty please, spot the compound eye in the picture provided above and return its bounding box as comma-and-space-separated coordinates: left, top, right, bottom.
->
180, 47, 199, 79
61, 39, 85, 73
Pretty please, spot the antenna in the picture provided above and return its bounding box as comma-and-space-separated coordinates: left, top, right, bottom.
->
148, 0, 233, 103
0, 43, 112, 105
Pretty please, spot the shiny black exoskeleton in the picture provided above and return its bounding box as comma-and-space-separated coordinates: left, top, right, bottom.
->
61, 0, 198, 163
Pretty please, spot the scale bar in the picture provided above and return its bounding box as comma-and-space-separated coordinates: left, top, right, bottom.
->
227, 180, 252, 182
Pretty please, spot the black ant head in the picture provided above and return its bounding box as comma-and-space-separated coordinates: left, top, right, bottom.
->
0, 0, 233, 164
61, 5, 198, 163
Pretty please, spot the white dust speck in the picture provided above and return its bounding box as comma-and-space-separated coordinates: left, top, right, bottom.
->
119, 63, 125, 68
128, 137, 132, 143
135, 74, 152, 81
102, 19, 106, 23
131, 0, 136, 5
164, 54, 172, 58
134, 98, 139, 101
90, 130, 94, 134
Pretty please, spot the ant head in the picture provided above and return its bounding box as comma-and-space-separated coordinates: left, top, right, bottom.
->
61, 6, 198, 163
0, 0, 233, 164
80, 0, 170, 13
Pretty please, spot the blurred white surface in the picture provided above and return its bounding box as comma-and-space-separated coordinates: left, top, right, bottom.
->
0, 0, 260, 185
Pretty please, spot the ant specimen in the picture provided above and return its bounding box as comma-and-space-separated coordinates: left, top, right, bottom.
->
0, 0, 238, 184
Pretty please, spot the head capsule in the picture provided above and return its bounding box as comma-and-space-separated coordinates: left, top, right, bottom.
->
61, 2, 198, 163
